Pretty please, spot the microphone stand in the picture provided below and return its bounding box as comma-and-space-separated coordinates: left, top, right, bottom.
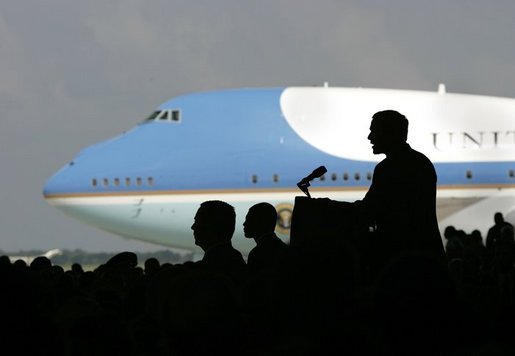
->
297, 180, 312, 198
297, 166, 327, 198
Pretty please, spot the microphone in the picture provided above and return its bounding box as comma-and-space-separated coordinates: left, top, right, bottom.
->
299, 166, 327, 184
297, 166, 327, 198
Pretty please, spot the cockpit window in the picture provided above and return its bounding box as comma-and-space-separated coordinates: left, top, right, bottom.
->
144, 111, 160, 122
171, 110, 181, 122
143, 109, 181, 123
157, 111, 168, 121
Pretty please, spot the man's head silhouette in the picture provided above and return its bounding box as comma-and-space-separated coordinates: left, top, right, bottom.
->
191, 200, 236, 251
243, 202, 277, 239
494, 212, 505, 225
368, 110, 408, 155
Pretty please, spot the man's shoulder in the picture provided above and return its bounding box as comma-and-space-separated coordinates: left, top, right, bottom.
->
261, 233, 288, 247
376, 145, 436, 181
405, 146, 437, 171
205, 242, 244, 260
225, 243, 246, 260
250, 234, 287, 255
404, 144, 430, 160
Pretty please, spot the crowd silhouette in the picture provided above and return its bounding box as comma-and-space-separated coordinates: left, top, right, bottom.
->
2, 209, 515, 355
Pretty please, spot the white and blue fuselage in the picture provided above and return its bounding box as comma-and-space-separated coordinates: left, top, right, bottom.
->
43, 86, 515, 253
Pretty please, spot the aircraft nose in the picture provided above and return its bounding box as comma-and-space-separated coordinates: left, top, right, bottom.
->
43, 161, 79, 199
44, 169, 62, 199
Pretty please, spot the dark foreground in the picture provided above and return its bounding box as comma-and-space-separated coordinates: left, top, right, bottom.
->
1, 235, 515, 356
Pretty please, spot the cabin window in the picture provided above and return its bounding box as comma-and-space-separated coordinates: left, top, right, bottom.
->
354, 172, 361, 181
343, 173, 349, 181
331, 173, 337, 181
466, 170, 473, 179
92, 179, 97, 187
251, 175, 258, 184
103, 178, 109, 187
148, 177, 154, 186
136, 177, 142, 186
319, 174, 326, 182
114, 178, 120, 187
509, 170, 514, 178
125, 178, 131, 186
273, 174, 279, 183
366, 172, 372, 181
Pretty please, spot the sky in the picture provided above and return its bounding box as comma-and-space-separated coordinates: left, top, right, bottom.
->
1, 0, 515, 253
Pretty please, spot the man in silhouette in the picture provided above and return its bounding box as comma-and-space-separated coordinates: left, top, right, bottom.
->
354, 110, 445, 266
486, 212, 513, 251
485, 212, 514, 269
243, 202, 288, 274
191, 200, 247, 283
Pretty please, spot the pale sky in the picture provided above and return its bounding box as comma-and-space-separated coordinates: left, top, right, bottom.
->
1, 0, 515, 252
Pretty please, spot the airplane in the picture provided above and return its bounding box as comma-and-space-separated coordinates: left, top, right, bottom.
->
7, 249, 63, 265
43, 84, 515, 254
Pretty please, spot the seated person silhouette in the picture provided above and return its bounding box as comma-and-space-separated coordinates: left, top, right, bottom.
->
243, 202, 288, 274
191, 200, 247, 283
353, 110, 446, 267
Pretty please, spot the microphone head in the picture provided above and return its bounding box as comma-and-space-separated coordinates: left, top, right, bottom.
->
313, 166, 327, 177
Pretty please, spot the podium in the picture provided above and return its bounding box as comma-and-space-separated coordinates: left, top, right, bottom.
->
290, 196, 352, 249
289, 196, 374, 284
290, 196, 365, 252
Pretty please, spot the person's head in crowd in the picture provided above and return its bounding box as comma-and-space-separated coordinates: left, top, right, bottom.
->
144, 257, 161, 275
494, 212, 505, 225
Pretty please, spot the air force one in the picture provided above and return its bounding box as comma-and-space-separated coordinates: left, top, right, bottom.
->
43, 85, 515, 254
